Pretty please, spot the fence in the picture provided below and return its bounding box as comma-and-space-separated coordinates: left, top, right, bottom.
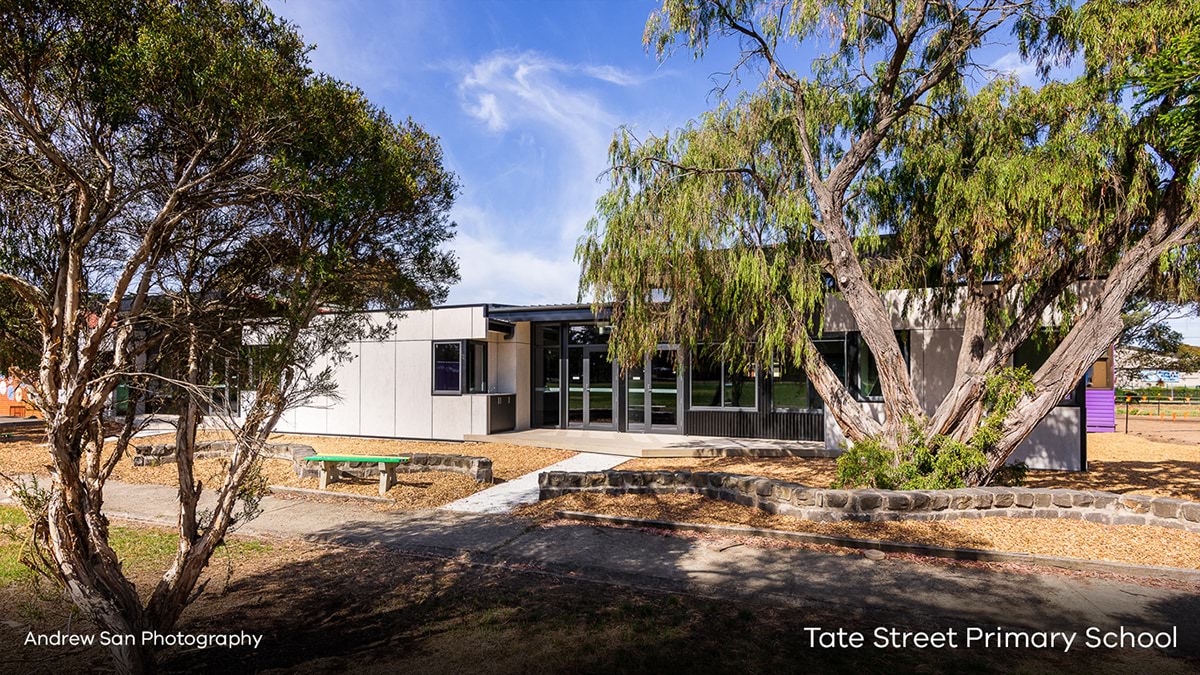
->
1120, 396, 1200, 432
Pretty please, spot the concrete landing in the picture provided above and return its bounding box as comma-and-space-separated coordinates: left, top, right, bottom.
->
440, 452, 625, 514
464, 428, 834, 458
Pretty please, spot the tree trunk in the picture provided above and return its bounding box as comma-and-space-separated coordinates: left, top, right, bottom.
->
108, 634, 157, 675
976, 195, 1195, 481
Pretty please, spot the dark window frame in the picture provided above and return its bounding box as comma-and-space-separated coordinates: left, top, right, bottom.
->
432, 339, 488, 395
688, 352, 758, 411
847, 330, 911, 403
769, 358, 818, 412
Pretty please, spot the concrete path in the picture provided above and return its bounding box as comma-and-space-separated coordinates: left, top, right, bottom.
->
440, 452, 625, 514
4, 479, 1199, 656
464, 427, 831, 458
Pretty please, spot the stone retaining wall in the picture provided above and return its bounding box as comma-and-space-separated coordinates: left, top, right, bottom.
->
537, 470, 1200, 533
134, 441, 316, 476
134, 442, 494, 483
297, 453, 494, 484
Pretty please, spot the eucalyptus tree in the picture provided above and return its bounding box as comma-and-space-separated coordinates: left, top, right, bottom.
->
578, 0, 1199, 485
0, 1, 457, 672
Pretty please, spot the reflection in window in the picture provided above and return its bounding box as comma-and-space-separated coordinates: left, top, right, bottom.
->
567, 324, 610, 345
1016, 330, 1076, 405
856, 335, 882, 399
690, 356, 721, 408
847, 331, 909, 402
771, 361, 811, 411
433, 342, 461, 393
689, 353, 756, 409
466, 341, 487, 393
433, 340, 487, 395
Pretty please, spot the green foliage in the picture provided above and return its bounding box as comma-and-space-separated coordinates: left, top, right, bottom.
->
835, 368, 1035, 489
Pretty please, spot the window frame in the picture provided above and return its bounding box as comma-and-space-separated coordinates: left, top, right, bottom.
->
687, 352, 758, 411
847, 330, 911, 403
768, 358, 818, 413
432, 339, 488, 395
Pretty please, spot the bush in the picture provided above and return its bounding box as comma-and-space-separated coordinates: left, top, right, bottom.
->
833, 421, 990, 490
834, 367, 1034, 490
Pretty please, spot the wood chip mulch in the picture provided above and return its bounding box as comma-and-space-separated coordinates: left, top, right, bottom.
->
514, 492, 1200, 570
0, 431, 574, 510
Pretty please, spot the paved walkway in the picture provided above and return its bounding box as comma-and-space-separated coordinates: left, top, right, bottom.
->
463, 428, 832, 458
4, 479, 1198, 655
440, 452, 625, 513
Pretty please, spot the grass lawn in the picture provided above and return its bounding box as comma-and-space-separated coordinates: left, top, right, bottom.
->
1, 507, 1195, 674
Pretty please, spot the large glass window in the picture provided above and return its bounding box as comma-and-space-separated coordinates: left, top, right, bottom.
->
466, 341, 487, 393
1016, 331, 1076, 405
689, 354, 756, 409
433, 341, 461, 394
567, 323, 610, 345
534, 325, 561, 427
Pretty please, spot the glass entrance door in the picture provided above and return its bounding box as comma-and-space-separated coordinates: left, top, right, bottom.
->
626, 347, 681, 432
567, 346, 616, 430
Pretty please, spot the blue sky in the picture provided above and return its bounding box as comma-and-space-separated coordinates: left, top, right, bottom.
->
265, 1, 1197, 344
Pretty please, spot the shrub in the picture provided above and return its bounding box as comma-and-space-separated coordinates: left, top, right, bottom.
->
834, 367, 1034, 490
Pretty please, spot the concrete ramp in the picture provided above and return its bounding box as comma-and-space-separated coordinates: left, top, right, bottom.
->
440, 452, 625, 514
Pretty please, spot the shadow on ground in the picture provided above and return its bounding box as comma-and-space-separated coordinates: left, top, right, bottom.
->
3, 512, 1199, 674
1026, 460, 1200, 501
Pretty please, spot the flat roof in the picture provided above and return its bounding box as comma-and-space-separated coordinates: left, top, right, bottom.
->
486, 303, 610, 323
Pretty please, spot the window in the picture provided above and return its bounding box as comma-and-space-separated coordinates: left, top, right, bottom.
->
847, 331, 910, 402
689, 354, 756, 409
1015, 331, 1077, 405
433, 342, 462, 394
534, 325, 561, 427
567, 323, 610, 345
433, 340, 487, 395
771, 361, 813, 411
768, 331, 910, 409
466, 341, 487, 393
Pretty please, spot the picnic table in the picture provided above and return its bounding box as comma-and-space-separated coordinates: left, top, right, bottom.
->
304, 455, 411, 496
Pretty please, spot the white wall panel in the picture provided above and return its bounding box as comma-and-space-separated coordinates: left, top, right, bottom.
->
359, 340, 397, 437
432, 306, 482, 339
431, 395, 473, 439
393, 309, 434, 341
1011, 408, 1083, 471
325, 343, 361, 435
394, 340, 433, 438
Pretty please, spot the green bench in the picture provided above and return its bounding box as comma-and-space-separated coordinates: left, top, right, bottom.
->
304, 455, 411, 496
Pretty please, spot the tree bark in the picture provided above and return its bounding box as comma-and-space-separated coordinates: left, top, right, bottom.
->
980, 190, 1196, 478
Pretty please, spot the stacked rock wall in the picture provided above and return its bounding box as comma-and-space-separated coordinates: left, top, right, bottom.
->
134, 442, 493, 483
537, 470, 1200, 532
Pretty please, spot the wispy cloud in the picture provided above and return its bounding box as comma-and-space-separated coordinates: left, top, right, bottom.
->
449, 50, 631, 304
990, 51, 1037, 86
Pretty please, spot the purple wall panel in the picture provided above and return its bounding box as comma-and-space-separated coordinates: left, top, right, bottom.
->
1086, 388, 1116, 433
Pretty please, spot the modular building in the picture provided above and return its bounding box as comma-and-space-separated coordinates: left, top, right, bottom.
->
268, 295, 1104, 471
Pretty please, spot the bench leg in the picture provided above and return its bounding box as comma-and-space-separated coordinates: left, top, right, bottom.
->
378, 462, 396, 496
320, 461, 339, 490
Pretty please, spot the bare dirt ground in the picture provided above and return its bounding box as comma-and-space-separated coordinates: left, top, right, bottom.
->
1121, 415, 1200, 446
0, 430, 573, 510
516, 492, 1200, 570
2, 511, 1196, 675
